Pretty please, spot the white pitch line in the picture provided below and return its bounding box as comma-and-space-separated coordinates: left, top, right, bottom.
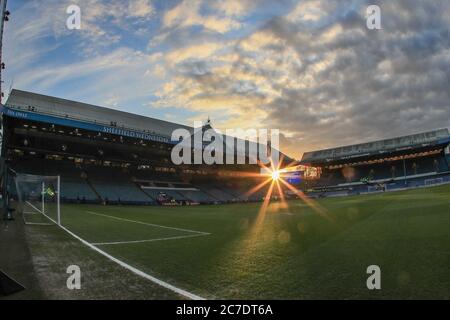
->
26, 206, 206, 300
24, 222, 53, 226
24, 201, 56, 225
22, 206, 205, 300
23, 206, 207, 299
54, 221, 206, 300
92, 233, 210, 246
86, 211, 209, 235
24, 211, 40, 215
25, 201, 44, 214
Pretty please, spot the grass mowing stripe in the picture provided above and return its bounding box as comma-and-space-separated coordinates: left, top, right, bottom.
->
85, 210, 210, 235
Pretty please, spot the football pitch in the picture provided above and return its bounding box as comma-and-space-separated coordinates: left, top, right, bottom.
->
25, 184, 450, 299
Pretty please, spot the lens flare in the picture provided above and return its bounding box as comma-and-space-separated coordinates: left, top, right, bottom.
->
244, 156, 332, 238
271, 170, 280, 181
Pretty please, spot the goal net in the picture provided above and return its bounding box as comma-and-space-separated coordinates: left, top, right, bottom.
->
14, 173, 60, 226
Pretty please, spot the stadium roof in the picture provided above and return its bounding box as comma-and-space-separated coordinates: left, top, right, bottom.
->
300, 128, 450, 165
4, 89, 193, 138
3, 89, 293, 164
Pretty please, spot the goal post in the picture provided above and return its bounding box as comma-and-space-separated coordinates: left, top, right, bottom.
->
13, 173, 61, 226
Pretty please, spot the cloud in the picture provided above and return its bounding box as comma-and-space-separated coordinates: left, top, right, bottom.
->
5, 0, 450, 160
154, 0, 450, 158
239, 30, 283, 51
165, 42, 223, 65
8, 45, 165, 115
55, 0, 156, 55
211, 0, 255, 18
286, 0, 330, 23
128, 0, 155, 18
163, 0, 241, 33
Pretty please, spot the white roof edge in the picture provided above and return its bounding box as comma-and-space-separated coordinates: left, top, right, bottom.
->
5, 89, 194, 137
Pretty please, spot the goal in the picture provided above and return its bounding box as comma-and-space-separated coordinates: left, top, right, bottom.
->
13, 173, 60, 226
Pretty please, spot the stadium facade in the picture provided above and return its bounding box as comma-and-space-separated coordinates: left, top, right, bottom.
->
299, 129, 450, 196
1, 89, 287, 206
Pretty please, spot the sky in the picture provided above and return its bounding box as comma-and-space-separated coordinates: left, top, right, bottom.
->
3, 0, 450, 159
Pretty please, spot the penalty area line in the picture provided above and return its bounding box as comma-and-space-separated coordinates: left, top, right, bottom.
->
50, 219, 206, 300
23, 204, 206, 299
92, 233, 210, 246
85, 210, 209, 235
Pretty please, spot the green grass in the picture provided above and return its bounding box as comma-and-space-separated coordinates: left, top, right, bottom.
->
27, 184, 450, 299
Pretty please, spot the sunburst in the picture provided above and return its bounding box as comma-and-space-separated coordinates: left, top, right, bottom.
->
245, 156, 332, 236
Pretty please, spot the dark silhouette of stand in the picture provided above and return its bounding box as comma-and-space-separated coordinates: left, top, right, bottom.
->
0, 269, 25, 295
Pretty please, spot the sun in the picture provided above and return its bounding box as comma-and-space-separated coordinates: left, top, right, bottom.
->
271, 170, 280, 181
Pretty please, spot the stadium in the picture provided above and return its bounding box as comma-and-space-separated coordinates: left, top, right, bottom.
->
300, 129, 450, 196
1, 0, 450, 303
1, 88, 450, 300
2, 89, 289, 207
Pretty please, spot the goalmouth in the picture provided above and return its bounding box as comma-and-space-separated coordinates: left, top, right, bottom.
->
13, 173, 60, 226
